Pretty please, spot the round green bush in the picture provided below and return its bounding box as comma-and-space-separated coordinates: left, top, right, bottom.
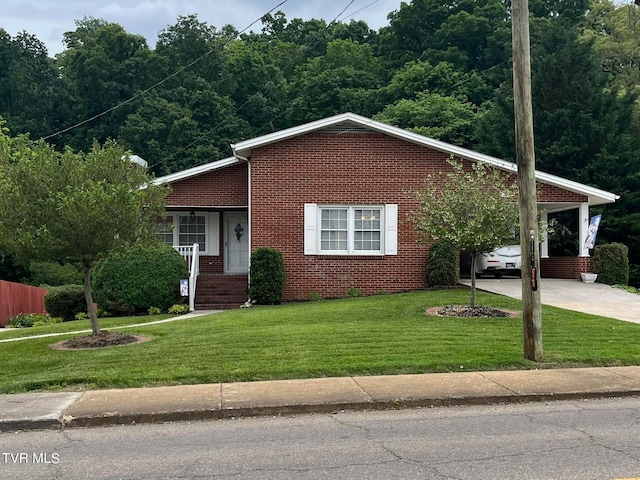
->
592, 242, 629, 286
426, 240, 458, 287
249, 247, 285, 305
44, 285, 87, 321
93, 242, 188, 314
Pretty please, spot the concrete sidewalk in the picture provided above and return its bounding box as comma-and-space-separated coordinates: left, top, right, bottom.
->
2, 280, 639, 433
2, 366, 640, 432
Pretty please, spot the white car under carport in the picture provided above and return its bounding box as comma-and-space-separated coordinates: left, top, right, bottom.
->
473, 244, 522, 278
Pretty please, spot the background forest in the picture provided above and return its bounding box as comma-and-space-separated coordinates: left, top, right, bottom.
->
1, 0, 640, 285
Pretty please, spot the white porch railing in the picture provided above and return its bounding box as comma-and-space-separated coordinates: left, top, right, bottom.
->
174, 244, 200, 311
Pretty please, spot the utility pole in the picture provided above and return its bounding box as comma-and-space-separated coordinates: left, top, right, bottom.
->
512, 0, 543, 361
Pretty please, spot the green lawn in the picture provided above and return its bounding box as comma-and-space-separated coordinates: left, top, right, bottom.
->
0, 314, 173, 340
1, 288, 640, 394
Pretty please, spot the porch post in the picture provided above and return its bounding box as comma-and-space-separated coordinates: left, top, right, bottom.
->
578, 203, 590, 257
540, 210, 549, 258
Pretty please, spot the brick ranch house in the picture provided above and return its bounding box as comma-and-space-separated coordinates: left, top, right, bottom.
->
153, 112, 619, 309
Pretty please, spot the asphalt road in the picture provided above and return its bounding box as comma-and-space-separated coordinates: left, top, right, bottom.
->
1, 397, 640, 479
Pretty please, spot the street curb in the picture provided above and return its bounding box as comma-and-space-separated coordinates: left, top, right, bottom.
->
0, 418, 62, 433
59, 390, 640, 430
0, 392, 83, 433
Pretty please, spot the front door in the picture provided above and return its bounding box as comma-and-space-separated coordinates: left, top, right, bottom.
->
225, 212, 249, 273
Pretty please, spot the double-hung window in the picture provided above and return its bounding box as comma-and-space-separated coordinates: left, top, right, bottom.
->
305, 204, 397, 256
157, 217, 174, 246
155, 212, 220, 255
178, 215, 206, 251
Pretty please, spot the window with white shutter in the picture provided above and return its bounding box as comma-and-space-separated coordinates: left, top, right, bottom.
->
304, 204, 397, 256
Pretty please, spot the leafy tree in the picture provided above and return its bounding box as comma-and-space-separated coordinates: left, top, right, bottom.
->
375, 92, 478, 146
56, 17, 154, 150
217, 40, 289, 130
117, 85, 249, 175
0, 248, 30, 283
379, 0, 511, 79
0, 29, 61, 140
155, 14, 234, 84
0, 122, 169, 335
286, 38, 385, 123
383, 59, 493, 106
411, 157, 519, 307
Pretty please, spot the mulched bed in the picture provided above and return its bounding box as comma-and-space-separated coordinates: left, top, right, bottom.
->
50, 331, 150, 350
427, 305, 520, 318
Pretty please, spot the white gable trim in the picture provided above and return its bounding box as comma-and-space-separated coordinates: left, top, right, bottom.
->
153, 157, 240, 185
231, 112, 619, 207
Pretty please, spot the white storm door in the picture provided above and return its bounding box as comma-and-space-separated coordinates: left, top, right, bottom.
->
225, 212, 249, 273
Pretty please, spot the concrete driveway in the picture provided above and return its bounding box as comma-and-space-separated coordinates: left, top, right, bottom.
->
459, 278, 640, 325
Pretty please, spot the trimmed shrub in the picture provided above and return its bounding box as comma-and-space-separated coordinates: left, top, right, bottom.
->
592, 242, 629, 286
249, 247, 285, 305
44, 285, 87, 321
629, 264, 640, 289
93, 242, 188, 314
426, 240, 458, 287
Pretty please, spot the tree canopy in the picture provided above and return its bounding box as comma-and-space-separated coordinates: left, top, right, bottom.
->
0, 119, 169, 334
1, 0, 639, 281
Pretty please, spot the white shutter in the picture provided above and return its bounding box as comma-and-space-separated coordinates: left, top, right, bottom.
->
209, 212, 220, 255
384, 204, 398, 255
304, 203, 318, 255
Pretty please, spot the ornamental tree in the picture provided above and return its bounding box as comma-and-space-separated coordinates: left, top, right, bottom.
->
0, 121, 169, 335
411, 156, 519, 307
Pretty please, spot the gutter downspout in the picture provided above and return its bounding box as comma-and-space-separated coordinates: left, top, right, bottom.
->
233, 153, 251, 300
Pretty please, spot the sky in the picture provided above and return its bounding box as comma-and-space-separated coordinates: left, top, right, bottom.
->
3, 0, 404, 56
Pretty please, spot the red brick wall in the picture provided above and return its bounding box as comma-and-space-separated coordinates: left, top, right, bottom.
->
537, 182, 587, 203
165, 163, 248, 207
249, 132, 587, 301
541, 257, 592, 280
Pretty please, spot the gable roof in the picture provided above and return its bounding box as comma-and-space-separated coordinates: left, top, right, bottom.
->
231, 112, 619, 207
153, 156, 241, 185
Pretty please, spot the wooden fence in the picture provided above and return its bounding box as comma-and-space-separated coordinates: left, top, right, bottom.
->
0, 280, 48, 327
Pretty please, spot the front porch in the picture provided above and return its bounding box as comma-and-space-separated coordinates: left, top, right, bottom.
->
167, 208, 249, 310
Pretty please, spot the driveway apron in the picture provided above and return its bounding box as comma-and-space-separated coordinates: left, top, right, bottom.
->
459, 278, 640, 324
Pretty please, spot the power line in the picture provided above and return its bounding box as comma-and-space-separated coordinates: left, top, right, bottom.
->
149, 0, 368, 171
38, 0, 289, 143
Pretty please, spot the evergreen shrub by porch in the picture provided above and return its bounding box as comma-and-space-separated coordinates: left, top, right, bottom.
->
629, 264, 640, 288
249, 247, 285, 305
93, 242, 188, 314
44, 284, 86, 321
592, 242, 629, 286
425, 240, 458, 287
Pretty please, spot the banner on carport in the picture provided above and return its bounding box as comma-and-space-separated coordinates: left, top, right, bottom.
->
584, 214, 602, 250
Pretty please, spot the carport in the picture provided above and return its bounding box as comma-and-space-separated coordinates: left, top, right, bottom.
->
536, 174, 619, 279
